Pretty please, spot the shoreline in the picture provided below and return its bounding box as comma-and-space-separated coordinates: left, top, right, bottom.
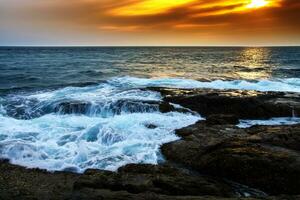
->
1, 88, 300, 199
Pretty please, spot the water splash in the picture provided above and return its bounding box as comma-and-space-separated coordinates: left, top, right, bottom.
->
110, 76, 300, 92
238, 117, 300, 128
0, 78, 201, 172
1, 76, 300, 173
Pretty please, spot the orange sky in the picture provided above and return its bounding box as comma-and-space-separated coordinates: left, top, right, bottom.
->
0, 0, 299, 45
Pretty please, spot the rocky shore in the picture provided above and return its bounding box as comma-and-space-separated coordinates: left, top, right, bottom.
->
1, 88, 300, 200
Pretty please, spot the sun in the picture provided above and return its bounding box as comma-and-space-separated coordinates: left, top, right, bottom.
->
247, 0, 269, 8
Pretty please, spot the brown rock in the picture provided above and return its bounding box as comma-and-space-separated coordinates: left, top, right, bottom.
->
161, 123, 300, 195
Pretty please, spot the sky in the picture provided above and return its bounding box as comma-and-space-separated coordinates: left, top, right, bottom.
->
0, 0, 299, 46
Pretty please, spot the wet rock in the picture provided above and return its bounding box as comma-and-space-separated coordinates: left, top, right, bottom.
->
0, 160, 241, 200
112, 100, 159, 114
75, 164, 235, 197
151, 88, 300, 119
145, 124, 158, 129
51, 100, 161, 116
206, 114, 239, 125
159, 102, 176, 113
0, 159, 77, 200
161, 123, 300, 195
54, 101, 92, 114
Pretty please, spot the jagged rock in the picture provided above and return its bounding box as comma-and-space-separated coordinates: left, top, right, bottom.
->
75, 164, 235, 197
0, 160, 240, 200
161, 123, 300, 195
150, 88, 300, 119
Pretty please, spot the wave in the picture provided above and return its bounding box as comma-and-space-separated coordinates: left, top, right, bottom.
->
1, 76, 300, 173
2, 84, 162, 119
109, 76, 300, 93
0, 79, 201, 172
0, 112, 199, 172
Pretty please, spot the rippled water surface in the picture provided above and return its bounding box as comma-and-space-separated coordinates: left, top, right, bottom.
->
1, 47, 300, 91
0, 47, 300, 172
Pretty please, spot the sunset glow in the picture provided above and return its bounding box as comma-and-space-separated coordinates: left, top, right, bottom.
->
110, 0, 196, 16
0, 0, 299, 46
247, 0, 269, 8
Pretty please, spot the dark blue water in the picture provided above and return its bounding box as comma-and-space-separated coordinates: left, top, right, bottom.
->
1, 47, 299, 92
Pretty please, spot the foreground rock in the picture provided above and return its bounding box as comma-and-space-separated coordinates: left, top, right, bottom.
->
74, 164, 235, 197
151, 88, 300, 119
0, 159, 246, 200
161, 120, 300, 195
1, 159, 299, 200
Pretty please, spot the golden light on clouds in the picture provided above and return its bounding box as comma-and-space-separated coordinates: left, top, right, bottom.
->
0, 0, 299, 45
108, 0, 282, 18
247, 0, 270, 8
110, 0, 196, 16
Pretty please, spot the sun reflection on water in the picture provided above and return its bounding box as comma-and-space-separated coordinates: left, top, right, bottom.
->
235, 47, 272, 80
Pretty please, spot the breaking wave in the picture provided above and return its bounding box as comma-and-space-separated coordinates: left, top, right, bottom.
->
1, 76, 300, 172
0, 77, 201, 172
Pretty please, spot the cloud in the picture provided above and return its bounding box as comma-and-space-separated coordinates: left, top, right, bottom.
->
0, 0, 299, 45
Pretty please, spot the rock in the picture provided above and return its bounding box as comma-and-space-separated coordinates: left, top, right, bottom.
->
197, 140, 300, 195
74, 164, 235, 197
0, 160, 240, 200
54, 101, 92, 114
54, 100, 161, 115
246, 125, 300, 152
206, 114, 239, 125
70, 188, 262, 200
150, 88, 300, 119
145, 124, 158, 129
161, 123, 300, 195
1, 88, 300, 199
0, 159, 77, 200
159, 102, 176, 113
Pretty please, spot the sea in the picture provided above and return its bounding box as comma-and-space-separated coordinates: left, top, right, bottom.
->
0, 47, 300, 172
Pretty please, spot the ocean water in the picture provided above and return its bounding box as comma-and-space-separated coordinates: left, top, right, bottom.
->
0, 47, 300, 172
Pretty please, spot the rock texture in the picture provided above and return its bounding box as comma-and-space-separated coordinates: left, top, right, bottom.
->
151, 88, 300, 119
161, 120, 300, 195
0, 159, 237, 200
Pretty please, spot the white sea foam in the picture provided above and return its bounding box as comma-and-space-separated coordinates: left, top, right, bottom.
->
0, 105, 6, 115
238, 117, 300, 128
110, 76, 300, 93
1, 76, 299, 173
0, 112, 200, 172
0, 80, 201, 172
28, 83, 161, 103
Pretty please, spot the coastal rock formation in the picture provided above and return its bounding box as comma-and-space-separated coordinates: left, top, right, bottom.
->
161, 121, 300, 195
74, 164, 234, 197
1, 88, 300, 199
151, 88, 300, 119
0, 159, 237, 200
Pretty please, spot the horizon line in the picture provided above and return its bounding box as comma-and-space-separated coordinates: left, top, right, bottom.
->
1, 45, 300, 48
